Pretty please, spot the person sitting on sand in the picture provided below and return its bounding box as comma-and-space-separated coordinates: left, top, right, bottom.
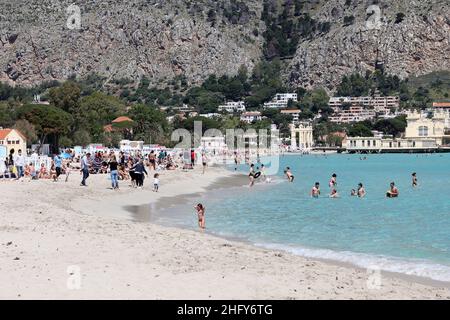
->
38, 163, 48, 179
357, 183, 366, 198
50, 162, 58, 182
386, 182, 399, 198
284, 167, 294, 182
329, 188, 339, 198
412, 172, 418, 187
311, 182, 320, 198
24, 164, 31, 178
194, 203, 206, 230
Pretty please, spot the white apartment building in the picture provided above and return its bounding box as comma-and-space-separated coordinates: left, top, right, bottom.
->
240, 111, 262, 124
329, 96, 399, 113
217, 101, 246, 113
264, 93, 298, 109
329, 106, 376, 123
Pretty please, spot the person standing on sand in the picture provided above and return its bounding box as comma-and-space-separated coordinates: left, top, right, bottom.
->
14, 149, 25, 180
153, 173, 160, 192
412, 172, 418, 187
109, 155, 119, 190
80, 153, 91, 186
194, 203, 206, 230
54, 152, 62, 181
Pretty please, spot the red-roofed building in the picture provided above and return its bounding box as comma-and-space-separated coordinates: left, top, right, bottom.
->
112, 116, 133, 124
0, 128, 27, 154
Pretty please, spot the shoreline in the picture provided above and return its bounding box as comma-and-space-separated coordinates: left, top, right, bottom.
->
1, 166, 449, 299
128, 171, 450, 289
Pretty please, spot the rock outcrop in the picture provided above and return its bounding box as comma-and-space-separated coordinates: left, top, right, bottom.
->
0, 0, 449, 90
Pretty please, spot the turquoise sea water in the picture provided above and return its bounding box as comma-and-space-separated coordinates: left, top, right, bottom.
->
158, 154, 450, 281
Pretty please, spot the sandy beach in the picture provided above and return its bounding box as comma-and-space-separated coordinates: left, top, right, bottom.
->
0, 166, 449, 300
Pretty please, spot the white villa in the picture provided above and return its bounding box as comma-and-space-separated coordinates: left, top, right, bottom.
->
346, 110, 450, 152
217, 101, 246, 113
240, 111, 262, 124
264, 93, 298, 109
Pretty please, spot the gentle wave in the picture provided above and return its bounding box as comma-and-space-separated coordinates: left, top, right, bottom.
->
256, 242, 450, 282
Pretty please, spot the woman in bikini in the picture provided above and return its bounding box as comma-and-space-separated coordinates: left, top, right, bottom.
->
248, 164, 255, 187
194, 203, 206, 230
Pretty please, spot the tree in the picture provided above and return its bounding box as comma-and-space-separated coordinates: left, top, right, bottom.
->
48, 81, 81, 113
14, 119, 38, 145
374, 116, 407, 137
73, 129, 91, 147
77, 91, 126, 141
16, 104, 72, 152
348, 123, 373, 137
127, 104, 168, 144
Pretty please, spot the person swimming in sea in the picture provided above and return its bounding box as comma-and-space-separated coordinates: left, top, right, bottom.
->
284, 167, 294, 182
351, 189, 357, 196
357, 183, 366, 198
311, 182, 320, 198
412, 172, 418, 187
329, 173, 337, 188
386, 182, 399, 198
329, 188, 339, 198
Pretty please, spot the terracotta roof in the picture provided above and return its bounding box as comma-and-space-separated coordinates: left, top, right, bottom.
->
103, 124, 113, 133
433, 102, 450, 108
0, 128, 26, 141
112, 116, 133, 123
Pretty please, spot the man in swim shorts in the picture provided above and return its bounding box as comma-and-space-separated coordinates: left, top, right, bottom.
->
311, 182, 320, 198
386, 182, 399, 198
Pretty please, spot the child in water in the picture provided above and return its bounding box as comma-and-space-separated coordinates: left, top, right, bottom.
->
329, 173, 337, 188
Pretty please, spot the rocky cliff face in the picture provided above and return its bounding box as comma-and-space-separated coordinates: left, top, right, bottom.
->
0, 0, 449, 90
0, 0, 264, 86
285, 0, 450, 90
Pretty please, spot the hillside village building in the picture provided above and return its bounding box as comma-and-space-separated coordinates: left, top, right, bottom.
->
263, 93, 298, 109
329, 95, 400, 123
217, 101, 246, 113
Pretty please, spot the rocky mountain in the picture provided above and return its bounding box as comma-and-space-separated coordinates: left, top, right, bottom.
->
285, 0, 450, 90
0, 0, 264, 87
0, 0, 449, 91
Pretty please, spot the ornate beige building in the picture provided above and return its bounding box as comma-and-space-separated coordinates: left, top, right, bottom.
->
290, 122, 313, 150
346, 111, 450, 152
